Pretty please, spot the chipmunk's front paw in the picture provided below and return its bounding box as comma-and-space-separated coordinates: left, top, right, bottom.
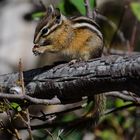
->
32, 49, 42, 56
32, 45, 43, 56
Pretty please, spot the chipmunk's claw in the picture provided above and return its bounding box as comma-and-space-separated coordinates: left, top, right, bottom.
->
32, 49, 42, 56
68, 59, 79, 65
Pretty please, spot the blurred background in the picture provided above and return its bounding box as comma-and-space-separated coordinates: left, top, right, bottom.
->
0, 0, 140, 140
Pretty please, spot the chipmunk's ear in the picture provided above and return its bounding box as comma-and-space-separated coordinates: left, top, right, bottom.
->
46, 5, 62, 24
54, 8, 62, 24
54, 8, 61, 17
46, 5, 54, 16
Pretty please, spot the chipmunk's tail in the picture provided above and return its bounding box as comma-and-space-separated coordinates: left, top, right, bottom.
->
60, 94, 106, 136
85, 94, 106, 127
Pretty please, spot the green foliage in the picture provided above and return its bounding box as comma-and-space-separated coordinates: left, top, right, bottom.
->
32, 12, 45, 20
123, 117, 134, 129
60, 131, 82, 140
58, 0, 95, 15
69, 0, 86, 15
131, 2, 140, 21
62, 113, 77, 122
115, 99, 125, 107
101, 130, 118, 140
32, 0, 95, 19
10, 102, 22, 112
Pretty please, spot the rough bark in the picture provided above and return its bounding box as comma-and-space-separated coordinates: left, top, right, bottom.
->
0, 55, 140, 104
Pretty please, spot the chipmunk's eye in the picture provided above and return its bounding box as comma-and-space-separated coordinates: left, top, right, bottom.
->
42, 28, 49, 35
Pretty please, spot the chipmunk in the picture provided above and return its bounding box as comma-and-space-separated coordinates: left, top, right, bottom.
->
33, 5, 105, 128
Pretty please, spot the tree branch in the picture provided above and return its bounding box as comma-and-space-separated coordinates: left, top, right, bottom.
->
105, 92, 140, 102
84, 0, 93, 18
0, 55, 140, 105
0, 93, 61, 105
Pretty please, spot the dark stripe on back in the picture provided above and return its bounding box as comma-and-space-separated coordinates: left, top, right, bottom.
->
75, 26, 103, 40
71, 16, 100, 30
